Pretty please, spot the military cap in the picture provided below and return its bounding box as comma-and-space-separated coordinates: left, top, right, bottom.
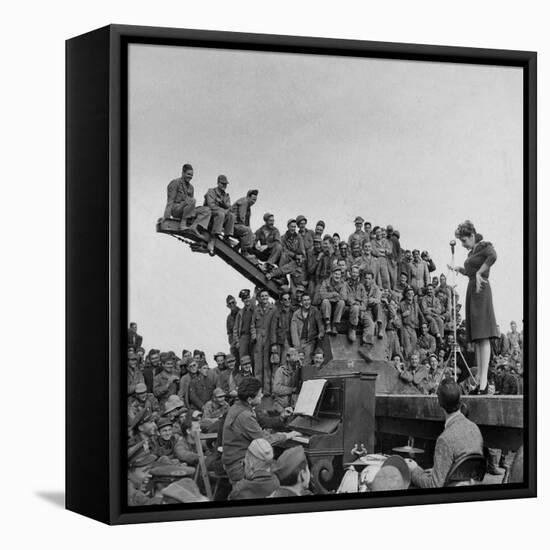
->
295, 284, 306, 292
263, 212, 274, 222
149, 464, 196, 480
331, 265, 343, 274
313, 235, 322, 242
135, 382, 147, 394
274, 446, 307, 480
164, 395, 185, 414
226, 294, 236, 304
129, 451, 157, 469
156, 417, 173, 430
287, 218, 297, 227
191, 410, 203, 420
241, 355, 252, 365
247, 189, 259, 197
279, 284, 291, 294
214, 351, 226, 360
248, 438, 273, 461
393, 230, 400, 238
296, 214, 307, 225
217, 174, 229, 184
370, 455, 410, 491
316, 220, 326, 228
225, 354, 236, 362
354, 216, 365, 224
239, 288, 251, 299
212, 387, 226, 397
159, 352, 168, 362
193, 349, 201, 356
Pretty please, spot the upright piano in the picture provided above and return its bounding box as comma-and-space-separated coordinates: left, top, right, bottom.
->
286, 361, 377, 493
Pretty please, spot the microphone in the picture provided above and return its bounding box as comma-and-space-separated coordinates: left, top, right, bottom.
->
449, 240, 456, 253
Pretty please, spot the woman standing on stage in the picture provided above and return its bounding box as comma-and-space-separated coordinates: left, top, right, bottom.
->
448, 220, 498, 394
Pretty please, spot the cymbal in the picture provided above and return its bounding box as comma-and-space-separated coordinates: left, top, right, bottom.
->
392, 445, 425, 454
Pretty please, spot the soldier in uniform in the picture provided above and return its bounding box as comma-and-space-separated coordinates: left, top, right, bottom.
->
381, 289, 402, 360
225, 295, 241, 364
417, 321, 437, 362
153, 356, 179, 410
189, 362, 216, 411
232, 355, 254, 391
281, 218, 306, 266
233, 289, 255, 368
345, 264, 368, 343
272, 347, 301, 413
400, 286, 425, 359
269, 446, 312, 498
178, 359, 199, 409
231, 189, 258, 254
296, 214, 315, 252
151, 417, 199, 465
128, 353, 145, 395
217, 354, 237, 398
163, 163, 211, 231
319, 266, 348, 335
251, 289, 276, 395
204, 174, 235, 241
360, 271, 384, 361
202, 388, 230, 431
348, 216, 367, 249
128, 451, 157, 506
128, 322, 143, 349
253, 213, 283, 267
420, 283, 445, 344
269, 291, 294, 367
129, 382, 160, 426
410, 249, 430, 294
371, 226, 393, 290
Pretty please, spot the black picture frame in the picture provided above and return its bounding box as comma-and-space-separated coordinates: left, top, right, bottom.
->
66, 24, 537, 525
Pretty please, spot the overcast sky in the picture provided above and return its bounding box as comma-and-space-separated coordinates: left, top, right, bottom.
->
128, 44, 523, 361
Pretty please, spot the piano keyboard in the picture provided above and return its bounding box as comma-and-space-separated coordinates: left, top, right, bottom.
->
290, 435, 310, 445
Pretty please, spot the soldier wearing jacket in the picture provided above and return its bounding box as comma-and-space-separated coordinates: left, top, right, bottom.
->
163, 163, 211, 231
153, 358, 179, 409
400, 287, 426, 359
272, 348, 301, 412
417, 322, 437, 361
204, 175, 235, 238
320, 266, 348, 334
251, 289, 276, 394
362, 271, 384, 349
381, 290, 402, 359
231, 189, 258, 253
295, 214, 315, 251
312, 237, 335, 303
281, 219, 306, 266
345, 265, 368, 343
222, 377, 298, 483
420, 284, 445, 342
347, 216, 367, 249
188, 363, 216, 410
151, 417, 199, 465
129, 383, 160, 426
410, 250, 430, 293
359, 241, 381, 286
177, 360, 199, 408
371, 226, 393, 290
305, 236, 322, 296
254, 213, 283, 266
233, 289, 255, 367
128, 354, 145, 395
290, 293, 324, 366
269, 292, 294, 364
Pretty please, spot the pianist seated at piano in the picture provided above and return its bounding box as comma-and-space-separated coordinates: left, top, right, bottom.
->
269, 446, 313, 498
222, 377, 302, 484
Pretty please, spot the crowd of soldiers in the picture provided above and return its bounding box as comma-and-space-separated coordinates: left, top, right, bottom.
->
126, 163, 525, 504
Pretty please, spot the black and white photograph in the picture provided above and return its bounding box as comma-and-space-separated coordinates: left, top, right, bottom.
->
126, 42, 527, 506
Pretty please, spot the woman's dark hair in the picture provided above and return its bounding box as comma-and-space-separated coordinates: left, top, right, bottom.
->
455, 219, 481, 240
238, 377, 262, 401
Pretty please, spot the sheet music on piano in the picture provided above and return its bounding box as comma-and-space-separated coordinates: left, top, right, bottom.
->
293, 378, 327, 417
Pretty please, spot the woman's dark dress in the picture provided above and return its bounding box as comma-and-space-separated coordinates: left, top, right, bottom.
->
462, 241, 498, 342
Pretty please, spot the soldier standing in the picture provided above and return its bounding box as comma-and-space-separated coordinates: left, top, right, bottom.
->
251, 289, 276, 395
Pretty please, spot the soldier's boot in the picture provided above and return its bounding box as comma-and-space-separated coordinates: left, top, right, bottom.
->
324, 320, 332, 335
207, 237, 216, 256
347, 325, 357, 343
330, 322, 337, 335
376, 320, 385, 339
359, 344, 374, 363
487, 449, 505, 475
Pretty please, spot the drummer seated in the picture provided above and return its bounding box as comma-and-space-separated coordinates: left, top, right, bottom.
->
406, 378, 484, 488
